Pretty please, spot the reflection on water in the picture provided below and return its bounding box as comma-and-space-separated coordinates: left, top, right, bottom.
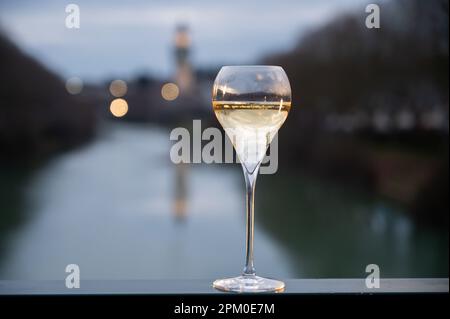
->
173, 163, 188, 222
0, 123, 448, 280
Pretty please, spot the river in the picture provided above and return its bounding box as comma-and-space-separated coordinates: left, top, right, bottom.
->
0, 123, 447, 280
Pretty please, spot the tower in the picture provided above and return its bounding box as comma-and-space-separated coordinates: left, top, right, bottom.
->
174, 24, 194, 94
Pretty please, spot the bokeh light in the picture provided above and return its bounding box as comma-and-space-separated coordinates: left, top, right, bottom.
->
109, 98, 128, 117
161, 82, 179, 101
65, 77, 83, 95
109, 79, 128, 97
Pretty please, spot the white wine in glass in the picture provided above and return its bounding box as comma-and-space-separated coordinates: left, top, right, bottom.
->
212, 66, 291, 292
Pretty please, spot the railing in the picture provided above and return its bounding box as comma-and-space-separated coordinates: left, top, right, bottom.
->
0, 279, 448, 295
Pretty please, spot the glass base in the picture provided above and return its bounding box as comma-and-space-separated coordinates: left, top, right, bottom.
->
213, 275, 285, 293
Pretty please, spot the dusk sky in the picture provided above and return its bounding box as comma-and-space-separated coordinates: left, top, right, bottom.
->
0, 0, 369, 82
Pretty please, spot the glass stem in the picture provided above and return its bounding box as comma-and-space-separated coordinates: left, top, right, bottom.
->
242, 164, 260, 276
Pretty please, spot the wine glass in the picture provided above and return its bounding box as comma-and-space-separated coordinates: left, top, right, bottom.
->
212, 65, 291, 292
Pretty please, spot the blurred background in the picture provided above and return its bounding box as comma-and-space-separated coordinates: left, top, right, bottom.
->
0, 0, 448, 280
